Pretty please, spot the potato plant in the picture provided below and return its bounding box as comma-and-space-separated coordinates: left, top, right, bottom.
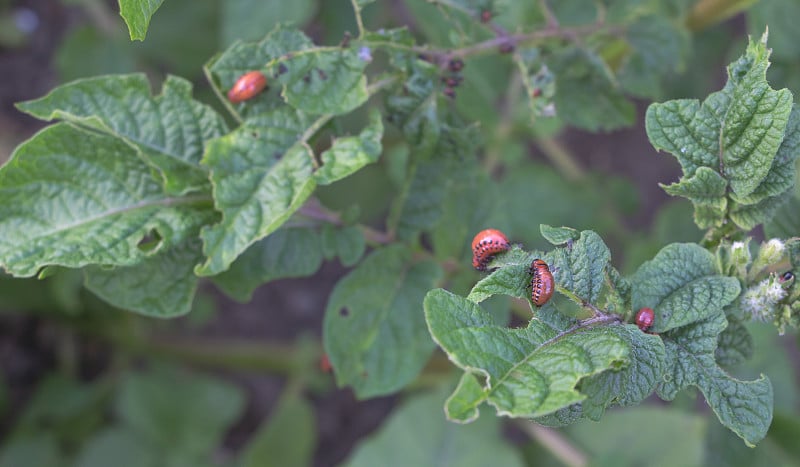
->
0, 0, 799, 465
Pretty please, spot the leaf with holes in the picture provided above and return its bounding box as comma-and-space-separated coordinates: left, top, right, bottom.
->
324, 246, 443, 398
17, 74, 227, 195
208, 25, 369, 117
84, 238, 206, 318
0, 123, 213, 278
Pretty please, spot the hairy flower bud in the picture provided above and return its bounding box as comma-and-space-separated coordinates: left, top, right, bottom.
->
749, 239, 786, 279
741, 275, 788, 326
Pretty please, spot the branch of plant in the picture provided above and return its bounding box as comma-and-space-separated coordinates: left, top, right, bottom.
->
297, 198, 394, 245
516, 421, 588, 467
405, 21, 619, 65
350, 0, 367, 38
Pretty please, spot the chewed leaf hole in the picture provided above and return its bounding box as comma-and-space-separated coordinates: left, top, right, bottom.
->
137, 229, 163, 253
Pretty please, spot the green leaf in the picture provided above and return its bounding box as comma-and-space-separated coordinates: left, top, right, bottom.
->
384, 63, 441, 157
84, 238, 204, 318
660, 167, 728, 228
75, 428, 158, 467
324, 246, 443, 398
391, 125, 479, 239
210, 25, 369, 116
730, 105, 800, 205
549, 47, 635, 131
221, 0, 316, 46
646, 33, 795, 230
618, 15, 688, 99
239, 393, 316, 467
266, 45, 370, 116
580, 325, 666, 420
344, 390, 525, 467
425, 289, 629, 420
445, 373, 485, 423
539, 225, 580, 245
0, 436, 62, 467
632, 243, 741, 333
0, 123, 213, 278
715, 319, 754, 367
552, 230, 611, 303
117, 369, 245, 458
430, 170, 497, 261
314, 110, 383, 185
729, 194, 789, 231
211, 228, 323, 302
653, 275, 740, 333
568, 407, 706, 467
12, 375, 108, 443
16, 74, 227, 195
119, 0, 165, 41
659, 313, 773, 447
196, 108, 317, 276
466, 247, 539, 304
321, 225, 366, 267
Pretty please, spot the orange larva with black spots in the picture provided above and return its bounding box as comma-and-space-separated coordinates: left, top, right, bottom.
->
529, 259, 554, 307
471, 229, 510, 271
227, 71, 267, 103
635, 307, 655, 332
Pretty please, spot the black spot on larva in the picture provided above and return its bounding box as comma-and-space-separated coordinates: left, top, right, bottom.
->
339, 307, 350, 317
303, 74, 311, 84
278, 63, 288, 75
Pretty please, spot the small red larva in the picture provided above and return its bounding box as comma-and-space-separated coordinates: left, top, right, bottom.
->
471, 229, 510, 271
227, 71, 267, 103
635, 307, 655, 332
319, 353, 332, 373
529, 259, 554, 307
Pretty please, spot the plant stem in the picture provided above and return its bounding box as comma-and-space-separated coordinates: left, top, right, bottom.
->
686, 0, 757, 31
407, 22, 617, 64
516, 421, 588, 467
534, 135, 586, 181
350, 0, 367, 38
138, 337, 300, 373
72, 320, 300, 374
